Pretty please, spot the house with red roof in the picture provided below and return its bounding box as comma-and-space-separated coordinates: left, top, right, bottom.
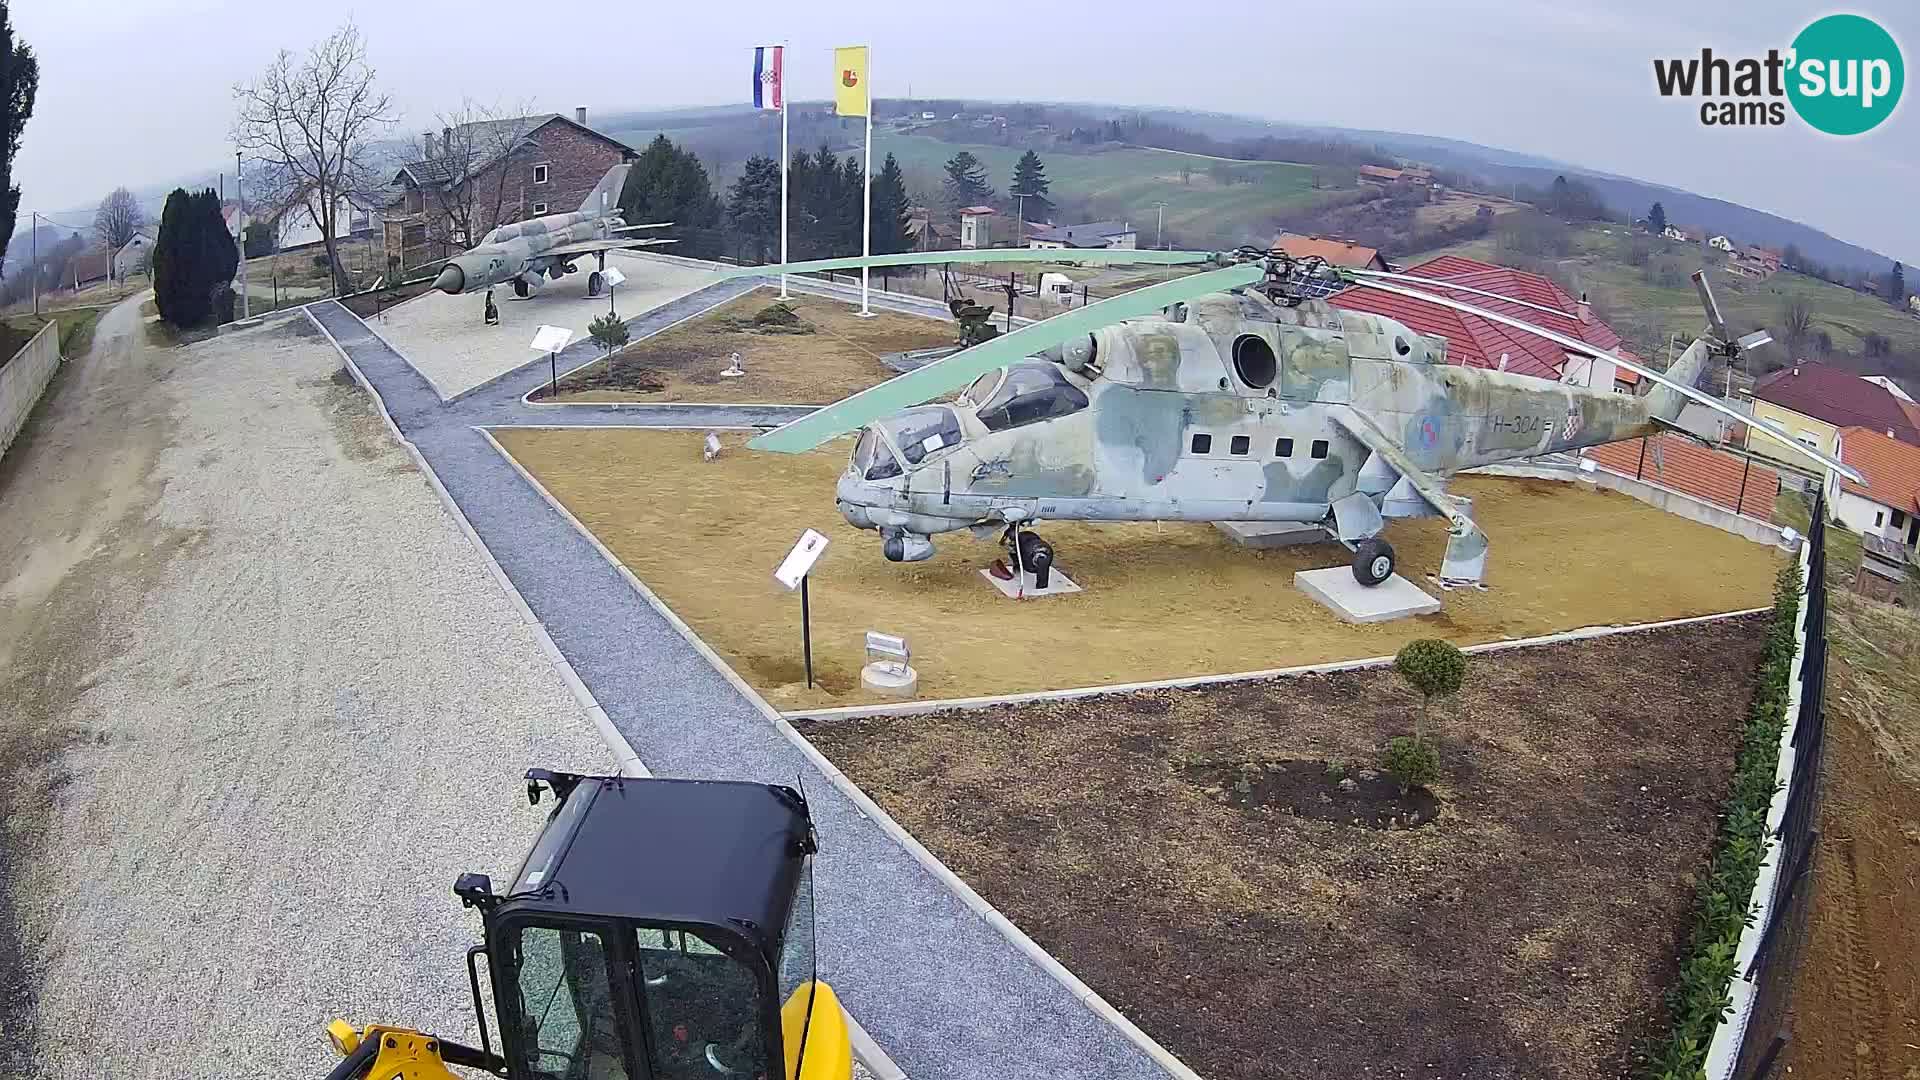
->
1272, 232, 1387, 271
1331, 255, 1642, 391
1743, 361, 1920, 471
1829, 425, 1920, 552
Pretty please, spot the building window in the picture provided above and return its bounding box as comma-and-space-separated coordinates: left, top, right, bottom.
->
1275, 437, 1294, 458
1875, 511, 1885, 527
1894, 509, 1908, 529
1310, 439, 1329, 460
531, 202, 548, 215
1191, 433, 1212, 455
532, 164, 550, 184
1229, 435, 1250, 456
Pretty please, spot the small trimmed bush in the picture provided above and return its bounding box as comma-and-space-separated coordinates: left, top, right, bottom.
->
1395, 638, 1467, 743
588, 312, 630, 360
1382, 736, 1438, 793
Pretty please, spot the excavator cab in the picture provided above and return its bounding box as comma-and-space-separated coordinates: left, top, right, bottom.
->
323, 771, 852, 1080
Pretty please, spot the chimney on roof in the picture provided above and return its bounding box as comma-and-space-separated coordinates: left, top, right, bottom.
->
442, 126, 453, 152
423, 131, 434, 157
1577, 292, 1592, 324
576, 107, 588, 126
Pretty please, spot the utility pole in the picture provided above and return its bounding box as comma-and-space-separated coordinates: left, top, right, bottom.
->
30, 210, 39, 316
1153, 201, 1168, 249
236, 151, 250, 319
1014, 191, 1028, 249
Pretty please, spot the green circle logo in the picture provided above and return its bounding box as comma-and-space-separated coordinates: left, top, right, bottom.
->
1788, 14, 1904, 135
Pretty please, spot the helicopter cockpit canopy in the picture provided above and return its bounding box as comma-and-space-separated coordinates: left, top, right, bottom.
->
964, 362, 1089, 433
852, 406, 966, 480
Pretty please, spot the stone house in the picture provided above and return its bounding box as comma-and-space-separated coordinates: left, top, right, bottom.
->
385, 109, 637, 270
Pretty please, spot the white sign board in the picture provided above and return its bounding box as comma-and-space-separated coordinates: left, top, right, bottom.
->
530, 325, 573, 354
774, 529, 830, 590
602, 266, 627, 288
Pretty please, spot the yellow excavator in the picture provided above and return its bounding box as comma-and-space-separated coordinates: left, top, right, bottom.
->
323, 770, 853, 1080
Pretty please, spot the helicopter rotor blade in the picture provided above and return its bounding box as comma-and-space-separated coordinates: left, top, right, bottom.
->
715, 246, 1222, 281
1345, 269, 1578, 321
1692, 269, 1733, 343
1355, 277, 1864, 484
747, 262, 1265, 453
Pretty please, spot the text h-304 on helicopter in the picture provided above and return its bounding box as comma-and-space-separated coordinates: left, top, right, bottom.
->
713, 244, 1856, 590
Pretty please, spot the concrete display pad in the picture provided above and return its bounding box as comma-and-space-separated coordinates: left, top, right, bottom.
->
1214, 521, 1329, 550
370, 252, 720, 399
980, 566, 1084, 599
1294, 568, 1441, 623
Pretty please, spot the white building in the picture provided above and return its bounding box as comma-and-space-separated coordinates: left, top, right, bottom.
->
111, 227, 157, 280
1829, 425, 1920, 550
1025, 220, 1137, 250
958, 206, 995, 249
1708, 235, 1735, 252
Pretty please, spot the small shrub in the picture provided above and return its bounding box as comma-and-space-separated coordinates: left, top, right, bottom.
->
1382, 736, 1439, 793
1394, 638, 1467, 743
1324, 759, 1349, 781
753, 301, 799, 326
588, 312, 630, 360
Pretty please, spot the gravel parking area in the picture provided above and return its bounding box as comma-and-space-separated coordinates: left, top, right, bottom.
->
370, 253, 719, 399
0, 302, 613, 1078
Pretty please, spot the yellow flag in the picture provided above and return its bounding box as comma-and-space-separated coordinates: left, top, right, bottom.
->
834, 46, 869, 118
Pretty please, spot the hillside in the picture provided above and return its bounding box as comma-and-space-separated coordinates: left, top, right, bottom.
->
1415, 223, 1920, 388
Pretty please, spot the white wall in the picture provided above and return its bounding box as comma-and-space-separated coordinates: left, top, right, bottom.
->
1829, 485, 1913, 545
0, 321, 61, 462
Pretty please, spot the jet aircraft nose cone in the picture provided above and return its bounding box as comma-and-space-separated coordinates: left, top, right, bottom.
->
433, 263, 465, 294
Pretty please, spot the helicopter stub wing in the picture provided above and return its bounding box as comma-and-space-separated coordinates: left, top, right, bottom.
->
747, 262, 1265, 453
1350, 277, 1864, 485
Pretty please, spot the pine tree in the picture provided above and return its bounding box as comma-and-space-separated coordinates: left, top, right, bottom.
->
1647, 201, 1667, 235
0, 5, 37, 271
870, 153, 911, 255
1890, 261, 1906, 305
153, 187, 237, 328
1011, 150, 1049, 197
942, 151, 993, 209
725, 154, 781, 263
619, 135, 723, 258
151, 189, 195, 326
838, 155, 863, 253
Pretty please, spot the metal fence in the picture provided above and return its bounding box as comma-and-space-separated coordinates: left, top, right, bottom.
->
1730, 490, 1830, 1079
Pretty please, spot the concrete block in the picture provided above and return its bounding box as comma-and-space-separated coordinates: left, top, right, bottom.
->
979, 566, 1083, 599
1214, 521, 1328, 550
1295, 568, 1440, 624
861, 662, 919, 697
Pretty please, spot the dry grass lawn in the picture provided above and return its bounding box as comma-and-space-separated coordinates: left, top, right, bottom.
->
541, 291, 955, 405
493, 428, 1782, 708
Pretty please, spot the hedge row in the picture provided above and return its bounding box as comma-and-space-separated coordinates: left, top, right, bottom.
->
1642, 561, 1804, 1079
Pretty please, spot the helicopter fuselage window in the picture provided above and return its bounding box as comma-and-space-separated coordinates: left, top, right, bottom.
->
882, 406, 964, 466
852, 427, 901, 481
975, 363, 1089, 433
1191, 433, 1212, 454
1276, 437, 1295, 458
1311, 439, 1330, 460
1229, 435, 1250, 456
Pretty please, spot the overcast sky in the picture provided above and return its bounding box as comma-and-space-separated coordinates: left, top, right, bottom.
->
13, 1, 1917, 262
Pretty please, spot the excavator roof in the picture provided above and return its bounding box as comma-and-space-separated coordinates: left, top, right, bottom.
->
505, 774, 813, 966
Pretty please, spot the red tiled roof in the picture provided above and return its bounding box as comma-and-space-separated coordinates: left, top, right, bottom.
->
1272, 232, 1383, 269
1584, 434, 1780, 520
1836, 425, 1920, 510
1331, 255, 1643, 383
1752, 363, 1920, 444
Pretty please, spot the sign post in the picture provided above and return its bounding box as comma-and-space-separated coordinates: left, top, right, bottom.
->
530, 324, 573, 401
602, 265, 627, 317
774, 529, 830, 689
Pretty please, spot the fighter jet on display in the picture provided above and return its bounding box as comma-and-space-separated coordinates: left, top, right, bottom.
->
430, 164, 675, 300
731, 247, 1856, 590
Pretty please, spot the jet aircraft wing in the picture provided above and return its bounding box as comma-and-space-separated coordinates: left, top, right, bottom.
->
543, 238, 681, 258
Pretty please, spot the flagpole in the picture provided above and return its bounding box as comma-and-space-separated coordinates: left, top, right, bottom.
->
857, 48, 874, 317
778, 41, 790, 299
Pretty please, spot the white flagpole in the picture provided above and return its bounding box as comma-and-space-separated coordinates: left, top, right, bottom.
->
778, 42, 790, 299
857, 48, 874, 317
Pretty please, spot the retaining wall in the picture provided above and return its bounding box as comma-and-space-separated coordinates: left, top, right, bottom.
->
1473, 461, 1794, 550
0, 321, 61, 462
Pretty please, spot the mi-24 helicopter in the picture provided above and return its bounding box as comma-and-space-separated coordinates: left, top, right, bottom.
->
726, 245, 1858, 589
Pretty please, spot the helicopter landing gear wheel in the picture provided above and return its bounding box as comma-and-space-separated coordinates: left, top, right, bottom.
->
1352, 538, 1395, 587
1003, 526, 1055, 590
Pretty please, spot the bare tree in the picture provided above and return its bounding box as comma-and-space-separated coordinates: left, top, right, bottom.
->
405, 99, 543, 256
93, 186, 143, 252
232, 21, 392, 296
1779, 297, 1814, 355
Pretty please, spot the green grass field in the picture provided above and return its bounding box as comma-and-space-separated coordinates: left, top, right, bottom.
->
878, 135, 1325, 247
1418, 226, 1920, 364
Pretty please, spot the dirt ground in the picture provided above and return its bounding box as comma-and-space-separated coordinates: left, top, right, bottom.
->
802, 616, 1769, 1080
492, 428, 1781, 709
1780, 531, 1920, 1078
540, 290, 956, 405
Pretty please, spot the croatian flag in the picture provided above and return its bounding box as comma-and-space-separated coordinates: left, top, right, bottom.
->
752, 46, 783, 110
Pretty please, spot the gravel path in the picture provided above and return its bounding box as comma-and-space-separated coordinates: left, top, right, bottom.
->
0, 298, 614, 1078
308, 292, 1179, 1080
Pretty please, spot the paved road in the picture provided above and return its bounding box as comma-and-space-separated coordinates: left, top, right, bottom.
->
309, 290, 1176, 1080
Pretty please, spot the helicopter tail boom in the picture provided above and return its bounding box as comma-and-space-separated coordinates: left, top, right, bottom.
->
1643, 338, 1711, 425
